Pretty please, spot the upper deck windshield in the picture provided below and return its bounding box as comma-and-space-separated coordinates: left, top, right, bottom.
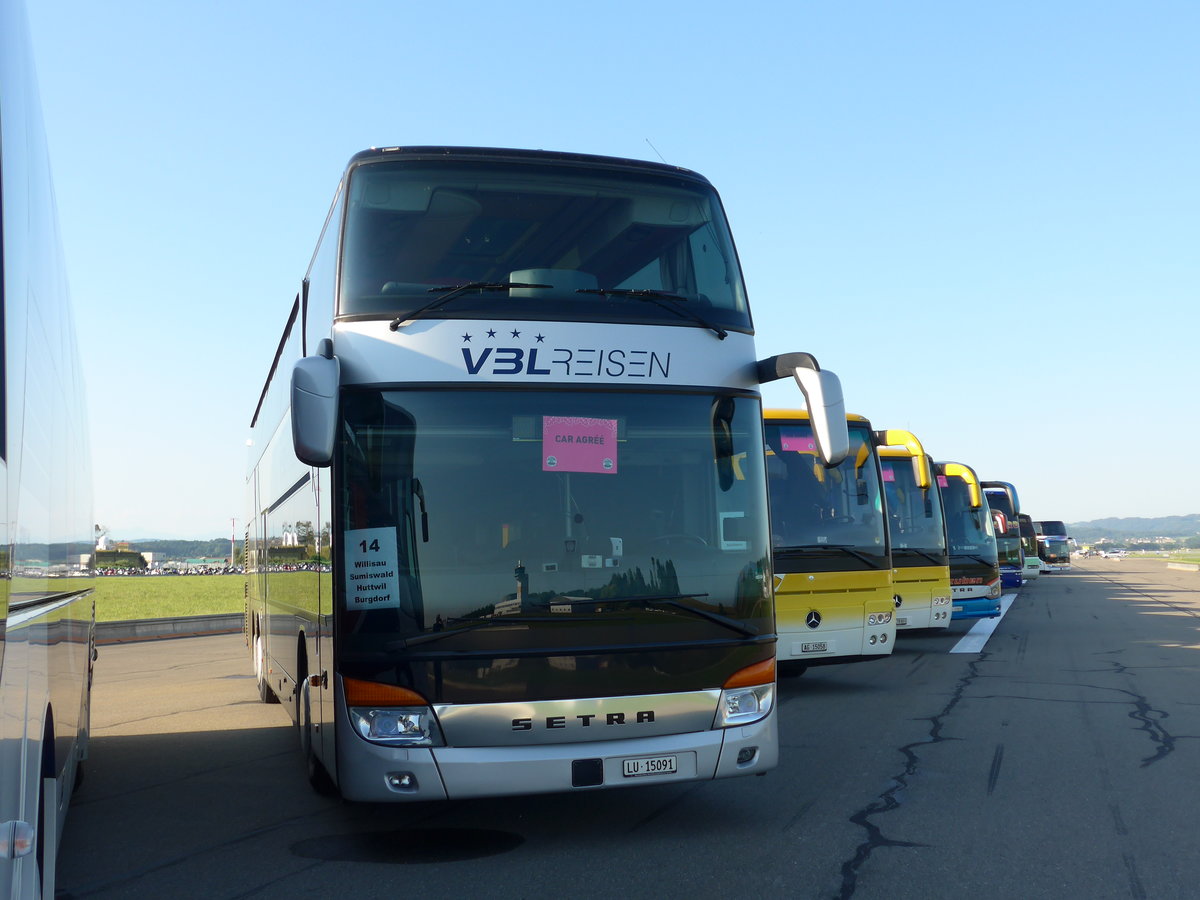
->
942, 477, 999, 564
1037, 520, 1068, 536
763, 421, 888, 570
336, 388, 771, 684
338, 155, 751, 332
983, 489, 1016, 521
881, 456, 947, 561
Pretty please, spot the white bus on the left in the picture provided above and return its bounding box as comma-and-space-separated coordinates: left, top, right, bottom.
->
0, 0, 96, 896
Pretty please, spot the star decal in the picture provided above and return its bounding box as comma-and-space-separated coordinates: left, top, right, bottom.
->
535, 333, 545, 343
461, 333, 472, 342
486, 329, 497, 338
510, 329, 521, 338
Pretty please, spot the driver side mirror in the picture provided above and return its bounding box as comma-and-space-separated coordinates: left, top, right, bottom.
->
794, 366, 849, 467
292, 339, 339, 467
756, 352, 849, 467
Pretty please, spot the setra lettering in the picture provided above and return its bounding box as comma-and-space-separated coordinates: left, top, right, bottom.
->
509, 710, 656, 731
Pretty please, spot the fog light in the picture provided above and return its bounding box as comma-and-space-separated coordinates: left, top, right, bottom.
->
386, 772, 418, 792
737, 747, 757, 765
869, 635, 877, 645
880, 633, 888, 644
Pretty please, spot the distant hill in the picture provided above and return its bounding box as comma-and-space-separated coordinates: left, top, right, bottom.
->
1068, 514, 1200, 542
116, 539, 234, 559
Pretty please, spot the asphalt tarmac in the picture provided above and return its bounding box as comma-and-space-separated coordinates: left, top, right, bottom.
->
57, 557, 1200, 899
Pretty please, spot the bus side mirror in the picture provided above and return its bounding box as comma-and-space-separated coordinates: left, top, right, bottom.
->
755, 352, 849, 467
793, 367, 849, 468
992, 511, 1008, 535
292, 340, 339, 467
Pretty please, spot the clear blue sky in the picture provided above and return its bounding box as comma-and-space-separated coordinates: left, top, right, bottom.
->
26, 0, 1200, 540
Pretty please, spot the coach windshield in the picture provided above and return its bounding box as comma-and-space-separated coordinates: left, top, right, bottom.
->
880, 457, 947, 559
763, 420, 888, 570
335, 387, 772, 699
338, 157, 752, 334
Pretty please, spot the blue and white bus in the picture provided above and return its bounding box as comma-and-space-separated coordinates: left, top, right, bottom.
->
937, 462, 1001, 619
245, 146, 849, 801
981, 481, 1023, 590
1, 1, 96, 895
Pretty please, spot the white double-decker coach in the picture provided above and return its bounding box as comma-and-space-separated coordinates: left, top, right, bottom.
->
246, 146, 848, 801
1, 0, 96, 895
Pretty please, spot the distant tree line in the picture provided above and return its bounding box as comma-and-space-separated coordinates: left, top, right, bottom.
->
131, 539, 233, 558
1069, 513, 1200, 542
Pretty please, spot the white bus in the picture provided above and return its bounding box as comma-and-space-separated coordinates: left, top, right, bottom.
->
246, 146, 849, 801
1, 0, 96, 896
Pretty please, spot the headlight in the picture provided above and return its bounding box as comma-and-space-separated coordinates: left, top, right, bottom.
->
342, 676, 443, 746
715, 683, 774, 728
349, 706, 443, 746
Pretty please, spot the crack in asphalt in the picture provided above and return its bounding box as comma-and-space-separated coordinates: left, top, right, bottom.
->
830, 655, 988, 899
1104, 662, 1178, 768
830, 592, 1192, 900
972, 681, 1187, 768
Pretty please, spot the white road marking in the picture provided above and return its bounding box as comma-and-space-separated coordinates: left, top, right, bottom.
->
950, 593, 1018, 653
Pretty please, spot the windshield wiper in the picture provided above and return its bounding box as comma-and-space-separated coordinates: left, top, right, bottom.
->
392, 614, 603, 649
575, 288, 728, 340
894, 547, 945, 565
389, 281, 551, 331
955, 553, 997, 567
775, 544, 885, 568
397, 592, 757, 648
565, 592, 757, 638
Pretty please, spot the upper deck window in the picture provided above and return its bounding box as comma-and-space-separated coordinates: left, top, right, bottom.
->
338, 157, 751, 333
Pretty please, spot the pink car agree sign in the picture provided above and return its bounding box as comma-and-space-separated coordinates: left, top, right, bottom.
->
779, 428, 816, 453
542, 416, 618, 474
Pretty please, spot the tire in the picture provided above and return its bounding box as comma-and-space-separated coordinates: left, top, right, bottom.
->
298, 677, 338, 797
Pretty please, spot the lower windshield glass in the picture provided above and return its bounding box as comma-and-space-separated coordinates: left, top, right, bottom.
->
763, 421, 887, 569
1042, 538, 1070, 561
336, 388, 771, 666
881, 457, 947, 557
996, 537, 1023, 568
943, 478, 999, 564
